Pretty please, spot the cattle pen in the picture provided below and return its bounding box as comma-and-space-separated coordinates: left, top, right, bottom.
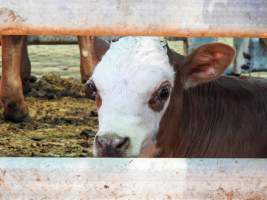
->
1, 0, 267, 199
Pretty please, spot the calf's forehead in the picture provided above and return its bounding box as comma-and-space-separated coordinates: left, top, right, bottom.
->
92, 37, 175, 94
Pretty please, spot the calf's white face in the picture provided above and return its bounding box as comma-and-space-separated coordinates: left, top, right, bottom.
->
89, 37, 175, 157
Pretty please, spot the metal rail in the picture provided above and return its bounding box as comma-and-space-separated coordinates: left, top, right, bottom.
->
0, 0, 267, 37
0, 158, 266, 199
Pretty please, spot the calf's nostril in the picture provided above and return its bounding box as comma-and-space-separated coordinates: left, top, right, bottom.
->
95, 135, 105, 148
115, 137, 130, 150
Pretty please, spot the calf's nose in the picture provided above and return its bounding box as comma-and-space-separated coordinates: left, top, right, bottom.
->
95, 134, 130, 157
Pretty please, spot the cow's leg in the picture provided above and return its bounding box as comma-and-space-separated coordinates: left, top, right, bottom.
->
0, 36, 28, 122
183, 38, 189, 55
78, 36, 98, 83
233, 38, 250, 75
260, 38, 267, 46
20, 36, 32, 94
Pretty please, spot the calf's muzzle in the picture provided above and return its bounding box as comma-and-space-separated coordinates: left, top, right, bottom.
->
95, 134, 130, 157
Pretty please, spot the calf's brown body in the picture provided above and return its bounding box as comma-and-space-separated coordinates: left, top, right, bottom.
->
157, 74, 267, 157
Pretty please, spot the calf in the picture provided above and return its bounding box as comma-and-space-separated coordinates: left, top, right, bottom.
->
86, 37, 267, 158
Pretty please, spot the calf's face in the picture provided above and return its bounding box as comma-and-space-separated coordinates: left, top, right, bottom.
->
86, 37, 235, 157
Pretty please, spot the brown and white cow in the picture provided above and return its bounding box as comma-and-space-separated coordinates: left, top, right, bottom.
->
85, 37, 267, 158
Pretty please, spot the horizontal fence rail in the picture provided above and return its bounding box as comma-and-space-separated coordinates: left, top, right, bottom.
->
0, 0, 267, 37
0, 158, 267, 199
26, 36, 77, 44
26, 36, 119, 44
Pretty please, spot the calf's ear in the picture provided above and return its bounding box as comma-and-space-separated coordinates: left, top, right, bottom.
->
94, 37, 110, 62
182, 43, 235, 88
166, 44, 185, 67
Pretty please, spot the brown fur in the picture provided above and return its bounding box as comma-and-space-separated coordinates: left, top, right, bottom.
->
157, 66, 267, 157
0, 36, 28, 122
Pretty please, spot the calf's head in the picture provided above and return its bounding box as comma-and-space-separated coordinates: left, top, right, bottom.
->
86, 37, 235, 157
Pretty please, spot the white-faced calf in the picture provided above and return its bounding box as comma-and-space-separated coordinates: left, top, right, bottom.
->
85, 37, 267, 157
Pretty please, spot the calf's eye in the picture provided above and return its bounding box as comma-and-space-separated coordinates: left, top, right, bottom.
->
85, 80, 97, 100
158, 86, 170, 100
148, 82, 171, 112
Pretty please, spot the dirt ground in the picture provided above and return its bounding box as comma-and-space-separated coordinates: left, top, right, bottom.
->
0, 73, 98, 157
